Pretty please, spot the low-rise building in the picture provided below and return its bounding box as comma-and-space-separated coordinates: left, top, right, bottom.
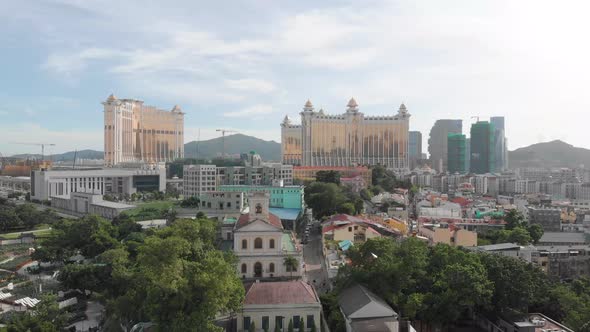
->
293, 166, 371, 186
196, 191, 246, 216
237, 281, 322, 332
338, 284, 399, 332
477, 312, 574, 332
417, 223, 477, 247
538, 232, 587, 246
322, 222, 382, 244
31, 166, 166, 201
219, 185, 304, 210
50, 192, 134, 219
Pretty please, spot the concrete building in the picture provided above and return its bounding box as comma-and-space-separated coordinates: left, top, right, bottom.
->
196, 191, 246, 216
408, 131, 423, 169
428, 119, 462, 173
447, 133, 467, 174
338, 284, 399, 332
233, 192, 302, 279
31, 166, 166, 201
50, 192, 134, 219
103, 94, 184, 166
417, 224, 477, 247
281, 99, 411, 170
219, 185, 304, 210
182, 164, 294, 197
535, 245, 590, 280
237, 281, 321, 332
528, 206, 562, 231
470, 121, 495, 174
538, 232, 586, 246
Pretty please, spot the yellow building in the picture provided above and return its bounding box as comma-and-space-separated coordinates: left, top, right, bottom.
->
281, 99, 411, 169
103, 94, 184, 166
418, 224, 477, 247
322, 222, 382, 243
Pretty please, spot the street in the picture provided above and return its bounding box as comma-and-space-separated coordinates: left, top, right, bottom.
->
302, 221, 330, 295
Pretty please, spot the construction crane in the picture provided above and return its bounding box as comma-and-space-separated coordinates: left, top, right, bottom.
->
10, 142, 56, 161
216, 129, 237, 159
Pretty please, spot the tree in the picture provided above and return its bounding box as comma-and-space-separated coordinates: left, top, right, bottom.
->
299, 317, 305, 332
284, 256, 298, 279
181, 196, 200, 208
311, 320, 317, 332
288, 319, 294, 332
527, 223, 544, 244
505, 209, 525, 230
6, 294, 67, 331
274, 323, 282, 332
304, 182, 348, 219
508, 226, 532, 245
249, 321, 256, 332
316, 170, 341, 185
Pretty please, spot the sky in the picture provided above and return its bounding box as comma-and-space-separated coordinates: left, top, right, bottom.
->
1, 0, 590, 156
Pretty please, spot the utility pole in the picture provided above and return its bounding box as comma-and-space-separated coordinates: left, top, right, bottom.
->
215, 129, 237, 159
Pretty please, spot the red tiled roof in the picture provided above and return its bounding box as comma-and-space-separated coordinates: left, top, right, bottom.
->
236, 213, 283, 229
244, 281, 319, 305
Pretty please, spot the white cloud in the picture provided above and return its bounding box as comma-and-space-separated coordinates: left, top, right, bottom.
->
223, 104, 274, 118
43, 47, 123, 74
224, 79, 276, 94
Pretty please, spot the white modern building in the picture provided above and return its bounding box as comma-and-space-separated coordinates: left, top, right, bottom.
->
31, 166, 166, 201
51, 192, 134, 219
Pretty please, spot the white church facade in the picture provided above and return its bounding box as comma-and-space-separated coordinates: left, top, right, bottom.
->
233, 192, 303, 279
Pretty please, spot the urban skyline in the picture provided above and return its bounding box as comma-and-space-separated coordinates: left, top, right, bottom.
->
2, 0, 590, 155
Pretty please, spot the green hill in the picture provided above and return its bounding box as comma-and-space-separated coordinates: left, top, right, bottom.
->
184, 134, 281, 161
509, 140, 590, 168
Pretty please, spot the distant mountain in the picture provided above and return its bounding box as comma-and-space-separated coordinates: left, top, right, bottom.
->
509, 140, 590, 168
8, 134, 281, 162
185, 134, 281, 161
11, 149, 104, 161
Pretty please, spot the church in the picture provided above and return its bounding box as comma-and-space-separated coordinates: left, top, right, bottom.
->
233, 192, 303, 279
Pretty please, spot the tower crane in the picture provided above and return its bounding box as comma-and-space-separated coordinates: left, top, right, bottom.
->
10, 142, 56, 161
215, 129, 238, 159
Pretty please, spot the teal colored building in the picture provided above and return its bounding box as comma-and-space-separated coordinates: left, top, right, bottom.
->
447, 133, 467, 174
218, 185, 304, 210
470, 121, 495, 174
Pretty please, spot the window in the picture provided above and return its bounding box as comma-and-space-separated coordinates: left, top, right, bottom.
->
307, 315, 314, 328
254, 238, 263, 249
269, 263, 275, 273
348, 227, 353, 232
243, 317, 251, 330
269, 239, 275, 249
241, 263, 247, 274
262, 316, 269, 330
354, 226, 358, 230
293, 316, 300, 328
276, 316, 283, 329
242, 239, 247, 249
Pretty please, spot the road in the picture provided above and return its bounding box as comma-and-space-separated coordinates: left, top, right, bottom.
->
302, 221, 330, 295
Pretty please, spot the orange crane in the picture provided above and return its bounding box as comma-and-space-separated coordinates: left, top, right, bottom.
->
10, 142, 56, 161
216, 129, 237, 159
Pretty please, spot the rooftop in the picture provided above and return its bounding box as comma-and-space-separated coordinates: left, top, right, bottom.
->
282, 232, 296, 252
235, 212, 283, 230
473, 243, 521, 252
539, 232, 587, 244
269, 208, 301, 221
244, 281, 319, 305
338, 284, 397, 319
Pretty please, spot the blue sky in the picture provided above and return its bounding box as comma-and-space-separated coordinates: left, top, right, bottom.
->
1, 0, 590, 155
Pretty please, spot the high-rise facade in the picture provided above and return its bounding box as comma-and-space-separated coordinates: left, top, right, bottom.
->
447, 133, 467, 174
490, 116, 508, 172
281, 99, 411, 170
408, 131, 422, 169
428, 119, 462, 173
103, 94, 184, 166
470, 121, 495, 174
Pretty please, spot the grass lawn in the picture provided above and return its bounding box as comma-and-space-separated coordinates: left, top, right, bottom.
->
124, 200, 178, 220
0, 227, 52, 240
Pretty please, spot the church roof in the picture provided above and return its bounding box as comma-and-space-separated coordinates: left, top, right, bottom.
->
244, 281, 319, 305
106, 94, 118, 102
304, 99, 313, 108
399, 103, 407, 111
347, 97, 358, 108
171, 104, 181, 112
235, 212, 283, 230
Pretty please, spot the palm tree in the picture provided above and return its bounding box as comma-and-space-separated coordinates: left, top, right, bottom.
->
283, 256, 298, 279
